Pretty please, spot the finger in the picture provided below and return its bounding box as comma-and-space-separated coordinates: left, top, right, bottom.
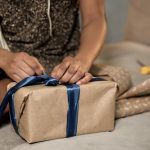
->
16, 61, 35, 76
76, 73, 93, 85
23, 55, 44, 75
69, 69, 85, 84
11, 74, 23, 83
51, 61, 70, 80
51, 65, 61, 79
60, 63, 80, 83
32, 57, 45, 74
14, 67, 30, 79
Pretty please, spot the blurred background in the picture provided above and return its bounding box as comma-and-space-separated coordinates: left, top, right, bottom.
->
105, 0, 129, 43
96, 0, 150, 85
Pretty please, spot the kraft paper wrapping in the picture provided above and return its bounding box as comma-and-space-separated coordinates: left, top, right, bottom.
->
8, 81, 117, 143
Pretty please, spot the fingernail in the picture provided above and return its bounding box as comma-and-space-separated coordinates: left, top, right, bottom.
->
76, 81, 81, 85
51, 74, 58, 79
42, 70, 46, 75
51, 73, 55, 77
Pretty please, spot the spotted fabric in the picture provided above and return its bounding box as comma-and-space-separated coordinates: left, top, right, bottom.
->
116, 97, 150, 119
0, 0, 80, 73
119, 78, 150, 99
91, 65, 132, 95
91, 64, 150, 119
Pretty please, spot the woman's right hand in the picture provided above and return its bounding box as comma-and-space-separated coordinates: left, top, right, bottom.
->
0, 49, 44, 83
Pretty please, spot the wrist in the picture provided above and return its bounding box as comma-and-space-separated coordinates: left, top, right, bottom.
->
75, 52, 94, 70
0, 48, 10, 69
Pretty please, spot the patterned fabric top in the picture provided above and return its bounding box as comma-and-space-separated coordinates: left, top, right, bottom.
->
0, 0, 80, 73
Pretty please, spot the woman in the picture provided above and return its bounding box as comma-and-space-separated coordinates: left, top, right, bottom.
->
0, 0, 106, 115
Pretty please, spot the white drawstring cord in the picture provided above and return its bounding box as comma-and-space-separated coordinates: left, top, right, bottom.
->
47, 0, 53, 36
0, 26, 10, 51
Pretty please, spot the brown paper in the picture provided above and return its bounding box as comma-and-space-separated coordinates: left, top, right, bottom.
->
9, 81, 117, 143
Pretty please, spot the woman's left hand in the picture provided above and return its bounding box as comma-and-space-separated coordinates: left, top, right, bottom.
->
50, 56, 93, 85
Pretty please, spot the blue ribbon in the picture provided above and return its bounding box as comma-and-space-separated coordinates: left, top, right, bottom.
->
66, 84, 80, 137
0, 70, 105, 137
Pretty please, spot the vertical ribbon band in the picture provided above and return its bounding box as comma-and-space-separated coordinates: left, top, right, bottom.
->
66, 84, 80, 137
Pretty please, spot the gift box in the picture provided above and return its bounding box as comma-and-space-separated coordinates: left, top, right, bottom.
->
1, 75, 117, 143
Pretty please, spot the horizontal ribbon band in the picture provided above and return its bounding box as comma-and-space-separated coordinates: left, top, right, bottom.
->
0, 70, 105, 137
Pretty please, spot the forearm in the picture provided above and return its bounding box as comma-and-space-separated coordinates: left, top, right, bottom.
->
76, 16, 107, 68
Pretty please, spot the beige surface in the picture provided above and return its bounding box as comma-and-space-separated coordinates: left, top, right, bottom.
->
3, 112, 150, 150
125, 0, 150, 45
96, 41, 150, 85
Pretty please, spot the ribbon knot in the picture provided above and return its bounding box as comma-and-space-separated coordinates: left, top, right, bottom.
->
44, 77, 60, 86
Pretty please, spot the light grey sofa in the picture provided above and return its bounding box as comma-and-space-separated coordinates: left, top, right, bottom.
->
1, 0, 150, 150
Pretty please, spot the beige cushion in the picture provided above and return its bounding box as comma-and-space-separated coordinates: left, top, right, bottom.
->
3, 112, 150, 150
125, 0, 150, 45
95, 41, 150, 85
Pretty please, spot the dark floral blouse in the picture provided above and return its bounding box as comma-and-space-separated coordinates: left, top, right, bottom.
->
0, 0, 80, 73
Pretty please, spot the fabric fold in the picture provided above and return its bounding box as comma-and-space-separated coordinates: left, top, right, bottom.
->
91, 64, 150, 119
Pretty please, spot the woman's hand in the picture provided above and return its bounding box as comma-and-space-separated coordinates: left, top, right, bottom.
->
0, 50, 44, 82
51, 56, 93, 85
51, 0, 106, 85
